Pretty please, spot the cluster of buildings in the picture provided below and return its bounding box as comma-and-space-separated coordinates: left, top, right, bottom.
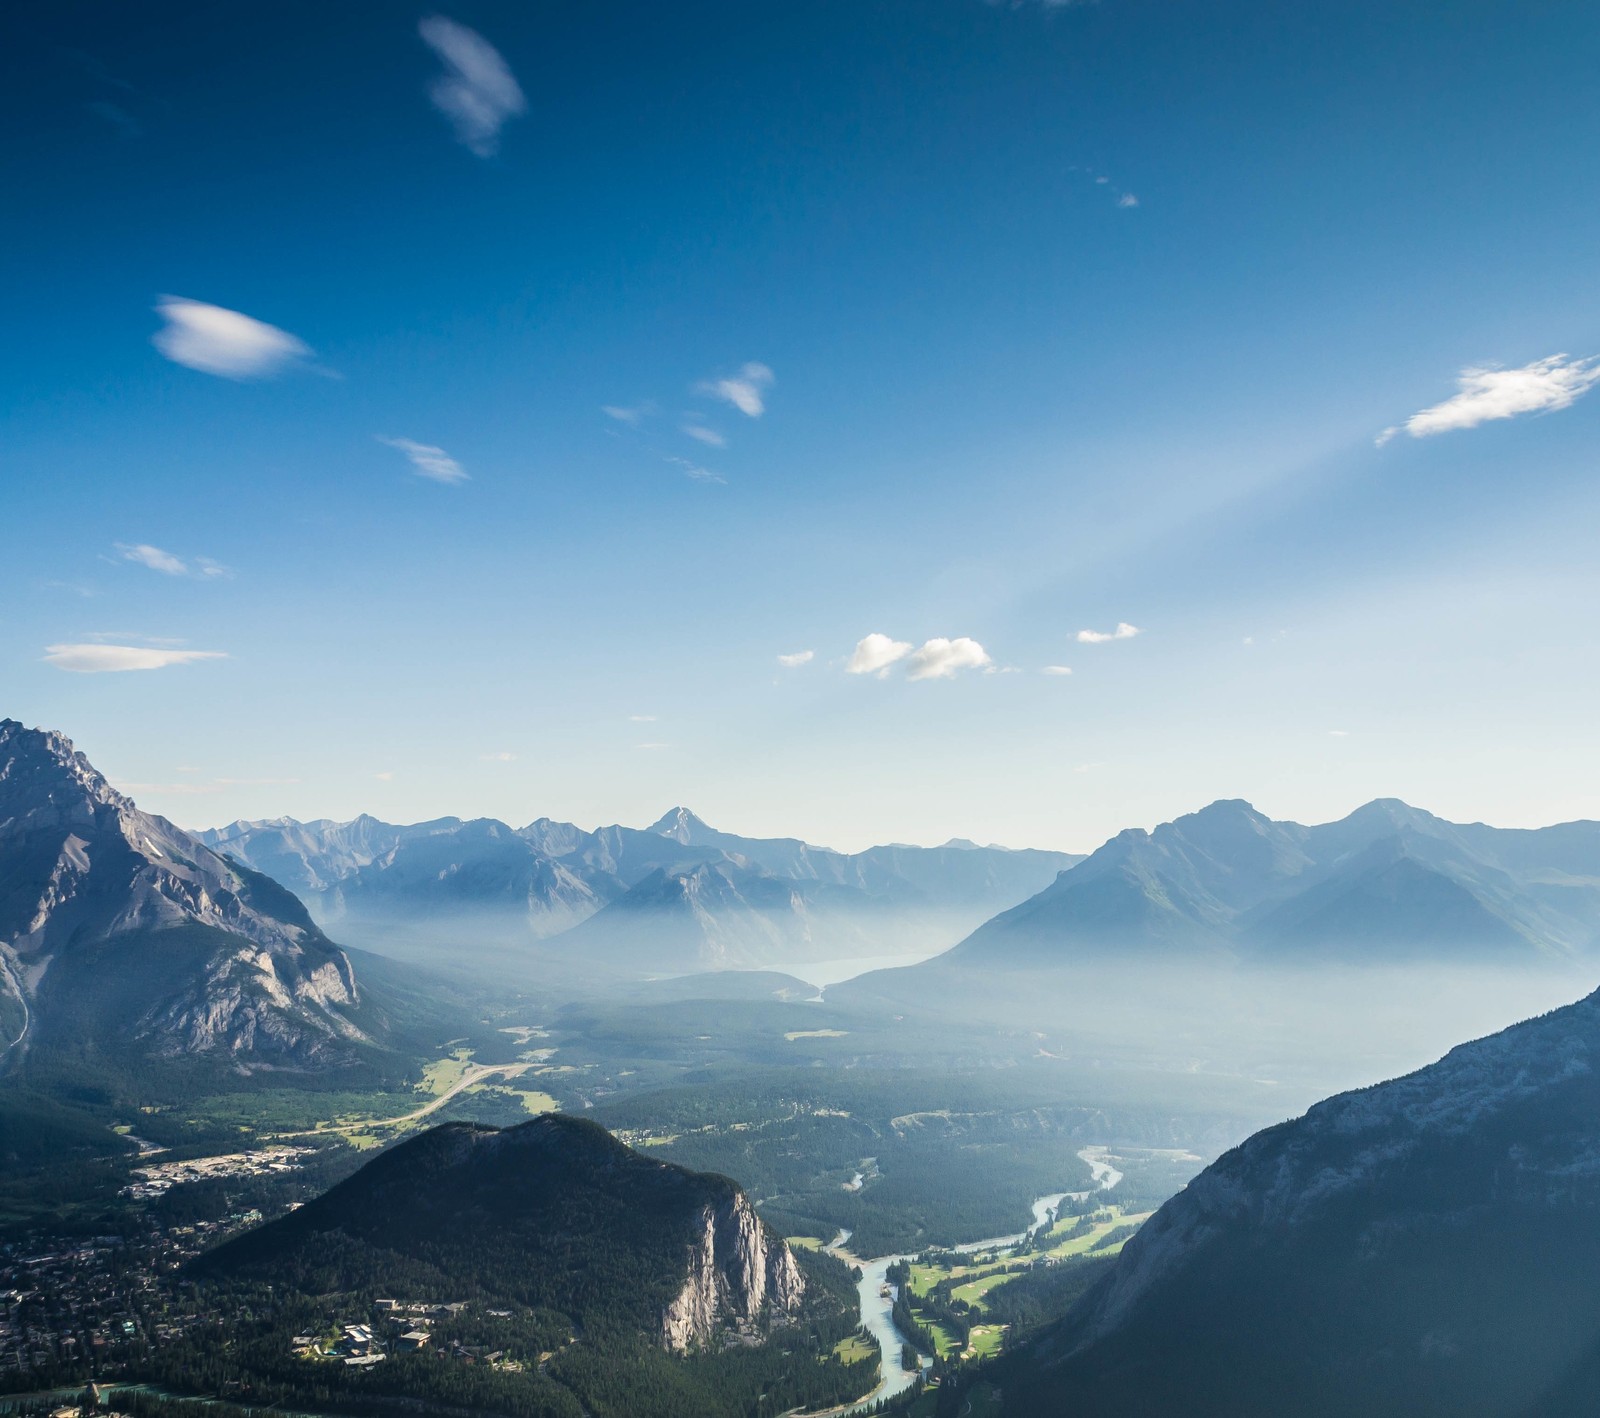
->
118, 1147, 313, 1202
290, 1302, 522, 1371
0, 1211, 265, 1381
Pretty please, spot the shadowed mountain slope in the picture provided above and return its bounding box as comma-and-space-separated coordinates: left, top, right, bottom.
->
1000, 982, 1600, 1417
202, 1113, 804, 1352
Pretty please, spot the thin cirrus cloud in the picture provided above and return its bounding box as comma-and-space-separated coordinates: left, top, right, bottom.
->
379, 436, 469, 484
665, 455, 725, 484
1377, 354, 1600, 445
777, 650, 815, 668
906, 637, 993, 680
43, 643, 228, 674
115, 543, 230, 579
1076, 622, 1142, 644
698, 362, 774, 418
152, 297, 310, 379
1041, 664, 1074, 676
418, 16, 526, 158
682, 423, 727, 448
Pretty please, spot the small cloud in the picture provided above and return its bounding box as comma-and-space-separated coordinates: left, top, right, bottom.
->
480, 751, 518, 762
115, 543, 230, 579
666, 455, 725, 484
116, 543, 185, 576
379, 436, 469, 483
636, 742, 670, 751
418, 16, 525, 158
1384, 354, 1600, 442
374, 771, 396, 781
44, 643, 227, 674
152, 297, 310, 380
906, 637, 993, 681
629, 714, 658, 722
603, 402, 654, 425
1328, 729, 1350, 738
1117, 192, 1139, 208
1076, 622, 1142, 644
1242, 635, 1255, 646
1041, 665, 1074, 676
1073, 762, 1104, 774
682, 422, 727, 448
698, 362, 774, 418
847, 633, 914, 677
777, 650, 815, 668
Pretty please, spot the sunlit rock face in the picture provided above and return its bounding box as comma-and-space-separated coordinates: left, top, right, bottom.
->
661, 1190, 805, 1352
0, 718, 364, 1064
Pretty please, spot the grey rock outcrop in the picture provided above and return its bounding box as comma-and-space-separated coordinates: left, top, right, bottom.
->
661, 1190, 806, 1351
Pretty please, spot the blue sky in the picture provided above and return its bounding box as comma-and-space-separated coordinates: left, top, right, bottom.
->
4, 0, 1600, 851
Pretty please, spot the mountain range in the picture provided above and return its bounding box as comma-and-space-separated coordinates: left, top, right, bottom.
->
1001, 979, 1600, 1417
847, 797, 1600, 985
0, 719, 381, 1069
200, 806, 1081, 974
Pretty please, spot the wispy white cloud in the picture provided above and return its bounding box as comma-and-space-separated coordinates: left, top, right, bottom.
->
602, 402, 654, 425
43, 643, 227, 673
379, 436, 469, 483
1328, 729, 1350, 738
636, 742, 670, 751
699, 362, 774, 418
847, 633, 914, 676
629, 714, 658, 723
152, 297, 310, 379
374, 770, 396, 781
777, 650, 815, 668
666, 455, 725, 484
418, 16, 525, 158
115, 543, 230, 579
1076, 622, 1141, 644
1117, 192, 1140, 208
1041, 664, 1074, 676
1378, 354, 1600, 445
480, 751, 518, 762
906, 637, 992, 681
683, 422, 727, 447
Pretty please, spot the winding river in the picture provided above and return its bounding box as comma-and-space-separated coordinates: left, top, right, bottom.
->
814, 1146, 1123, 1416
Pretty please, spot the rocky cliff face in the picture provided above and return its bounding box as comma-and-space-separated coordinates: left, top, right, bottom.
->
661, 1190, 805, 1351
0, 719, 365, 1065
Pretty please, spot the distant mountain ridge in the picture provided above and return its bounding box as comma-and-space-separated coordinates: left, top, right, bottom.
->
1001, 981, 1600, 1416
201, 806, 1082, 974
0, 720, 375, 1067
939, 796, 1600, 968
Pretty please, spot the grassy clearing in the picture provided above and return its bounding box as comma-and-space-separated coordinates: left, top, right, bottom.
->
833, 1333, 876, 1364
787, 1235, 825, 1251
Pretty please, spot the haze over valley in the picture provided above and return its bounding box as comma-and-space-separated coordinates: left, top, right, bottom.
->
7, 0, 1600, 1413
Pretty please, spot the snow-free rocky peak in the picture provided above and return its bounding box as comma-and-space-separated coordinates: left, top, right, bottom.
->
0, 718, 365, 1065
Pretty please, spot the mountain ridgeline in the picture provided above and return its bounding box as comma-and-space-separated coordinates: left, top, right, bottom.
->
0, 720, 382, 1069
876, 797, 1600, 973
1000, 981, 1600, 1417
200, 806, 1082, 974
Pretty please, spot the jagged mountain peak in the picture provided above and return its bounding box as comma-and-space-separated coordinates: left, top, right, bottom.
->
648, 805, 715, 843
1, 719, 370, 1066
